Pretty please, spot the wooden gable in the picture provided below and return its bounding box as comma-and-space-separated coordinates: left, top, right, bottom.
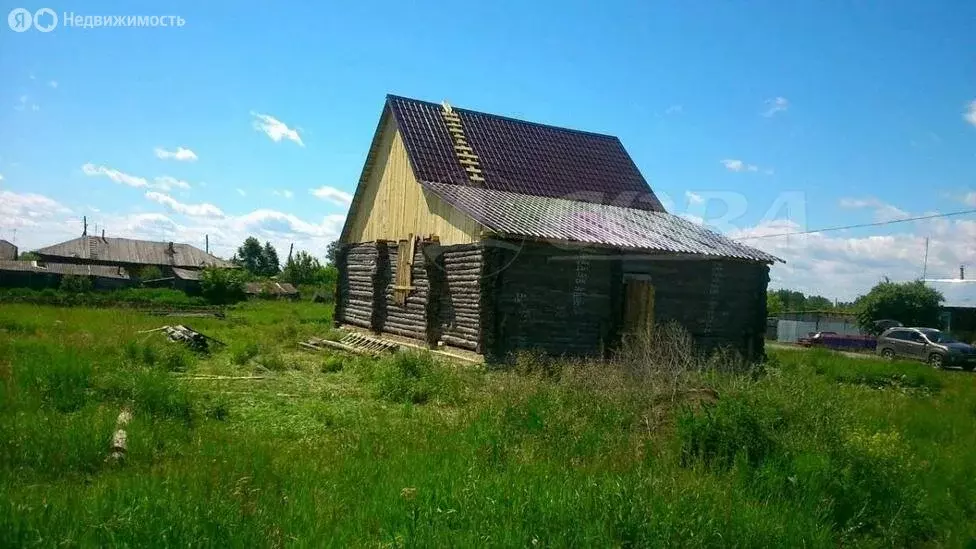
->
341, 112, 483, 245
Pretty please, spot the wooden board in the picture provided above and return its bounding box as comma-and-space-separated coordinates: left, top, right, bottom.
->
623, 278, 655, 337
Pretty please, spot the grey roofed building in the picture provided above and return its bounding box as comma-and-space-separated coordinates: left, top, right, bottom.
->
0, 260, 130, 279
0, 240, 17, 260
35, 235, 233, 269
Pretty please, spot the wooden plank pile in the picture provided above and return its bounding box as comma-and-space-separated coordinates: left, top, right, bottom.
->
299, 333, 399, 357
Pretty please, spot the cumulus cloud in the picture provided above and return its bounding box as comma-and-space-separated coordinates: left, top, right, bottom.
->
965, 100, 976, 128
310, 186, 353, 206
839, 197, 910, 222
762, 96, 789, 117
154, 146, 198, 162
0, 189, 70, 225
81, 163, 149, 188
251, 112, 304, 146
720, 159, 762, 173
145, 191, 224, 218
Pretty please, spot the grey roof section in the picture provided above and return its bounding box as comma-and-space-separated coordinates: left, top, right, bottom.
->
171, 267, 204, 281
244, 281, 299, 296
0, 260, 131, 279
422, 182, 781, 263
35, 236, 233, 268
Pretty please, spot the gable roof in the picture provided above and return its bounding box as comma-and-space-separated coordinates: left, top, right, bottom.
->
424, 183, 779, 262
387, 95, 665, 211
35, 236, 233, 268
0, 260, 130, 279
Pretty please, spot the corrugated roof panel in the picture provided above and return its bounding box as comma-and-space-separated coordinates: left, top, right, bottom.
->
35, 236, 233, 268
422, 182, 780, 263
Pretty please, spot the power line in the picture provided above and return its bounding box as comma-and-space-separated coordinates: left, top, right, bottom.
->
734, 208, 976, 241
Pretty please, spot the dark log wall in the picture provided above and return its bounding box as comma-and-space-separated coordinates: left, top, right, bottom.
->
622, 258, 769, 361
487, 241, 616, 360
436, 244, 483, 351
376, 241, 430, 341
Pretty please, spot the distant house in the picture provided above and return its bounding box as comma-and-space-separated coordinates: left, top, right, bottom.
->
0, 260, 130, 290
0, 240, 17, 260
335, 95, 779, 362
35, 235, 233, 281
244, 281, 299, 300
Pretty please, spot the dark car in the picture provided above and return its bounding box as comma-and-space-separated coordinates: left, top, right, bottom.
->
876, 327, 976, 370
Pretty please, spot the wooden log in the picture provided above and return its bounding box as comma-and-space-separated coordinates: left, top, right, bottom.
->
381, 324, 426, 341
440, 334, 478, 350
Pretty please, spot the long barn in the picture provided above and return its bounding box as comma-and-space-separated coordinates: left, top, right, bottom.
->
336, 95, 780, 362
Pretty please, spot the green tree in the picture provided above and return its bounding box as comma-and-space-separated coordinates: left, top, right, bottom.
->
137, 265, 163, 281
18, 251, 39, 261
325, 240, 340, 266
856, 279, 943, 334
281, 250, 322, 284
805, 295, 834, 311
766, 291, 784, 316
260, 241, 280, 276
234, 237, 264, 276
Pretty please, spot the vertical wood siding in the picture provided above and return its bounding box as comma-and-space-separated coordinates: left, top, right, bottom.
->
345, 117, 482, 245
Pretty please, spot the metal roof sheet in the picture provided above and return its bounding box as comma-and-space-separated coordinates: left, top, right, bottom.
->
422, 182, 780, 262
0, 260, 131, 279
387, 95, 665, 211
35, 236, 233, 268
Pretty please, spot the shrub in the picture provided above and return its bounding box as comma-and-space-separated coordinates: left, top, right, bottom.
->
677, 397, 779, 469
371, 351, 463, 405
230, 341, 260, 366
136, 265, 163, 281
200, 267, 246, 304
59, 275, 93, 294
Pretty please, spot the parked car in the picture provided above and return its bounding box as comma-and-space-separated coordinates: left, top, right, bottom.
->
876, 327, 976, 370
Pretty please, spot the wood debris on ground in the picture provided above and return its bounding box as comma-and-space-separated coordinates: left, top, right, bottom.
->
299, 333, 399, 357
138, 324, 225, 352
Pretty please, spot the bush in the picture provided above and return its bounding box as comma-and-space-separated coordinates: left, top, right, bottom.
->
59, 275, 93, 294
370, 351, 463, 405
200, 267, 246, 304
677, 397, 779, 469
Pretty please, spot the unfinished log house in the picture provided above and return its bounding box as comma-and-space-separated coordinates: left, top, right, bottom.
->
336, 95, 780, 361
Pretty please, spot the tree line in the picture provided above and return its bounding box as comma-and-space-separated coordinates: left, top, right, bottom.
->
769, 280, 946, 335
230, 237, 339, 285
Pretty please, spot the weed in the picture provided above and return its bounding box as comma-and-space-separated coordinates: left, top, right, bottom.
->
230, 341, 260, 365
321, 356, 344, 373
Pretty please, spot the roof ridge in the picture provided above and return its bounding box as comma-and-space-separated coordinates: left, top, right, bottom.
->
386, 94, 623, 141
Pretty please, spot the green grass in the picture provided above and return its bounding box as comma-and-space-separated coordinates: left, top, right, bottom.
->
2, 304, 976, 547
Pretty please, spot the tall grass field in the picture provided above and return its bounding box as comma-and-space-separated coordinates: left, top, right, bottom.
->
2, 302, 975, 547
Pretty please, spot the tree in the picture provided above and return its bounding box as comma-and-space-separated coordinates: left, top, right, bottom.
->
234, 237, 280, 277
281, 250, 322, 284
766, 291, 784, 316
856, 279, 943, 334
18, 251, 39, 261
325, 240, 340, 266
235, 237, 264, 276
260, 241, 280, 276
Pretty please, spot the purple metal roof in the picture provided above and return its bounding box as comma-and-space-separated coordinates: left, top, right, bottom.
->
387, 95, 665, 211
422, 182, 780, 262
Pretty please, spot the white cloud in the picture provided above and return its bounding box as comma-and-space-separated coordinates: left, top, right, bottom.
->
839, 197, 910, 222
729, 216, 976, 302
664, 104, 683, 115
81, 163, 149, 188
762, 96, 789, 117
720, 159, 762, 173
964, 100, 976, 128
310, 186, 353, 206
236, 188, 247, 197
154, 146, 198, 162
48, 80, 58, 89
685, 191, 704, 205
0, 189, 70, 223
963, 192, 976, 207
153, 176, 191, 191
14, 95, 38, 112
145, 191, 224, 218
273, 189, 294, 199
251, 112, 304, 146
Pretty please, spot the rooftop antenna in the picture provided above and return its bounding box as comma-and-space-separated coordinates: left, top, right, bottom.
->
83, 216, 88, 236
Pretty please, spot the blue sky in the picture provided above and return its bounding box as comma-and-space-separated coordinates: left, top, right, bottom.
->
0, 0, 974, 301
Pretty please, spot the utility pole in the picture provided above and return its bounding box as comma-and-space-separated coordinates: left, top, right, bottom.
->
83, 216, 88, 236
922, 237, 929, 280
205, 234, 209, 254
